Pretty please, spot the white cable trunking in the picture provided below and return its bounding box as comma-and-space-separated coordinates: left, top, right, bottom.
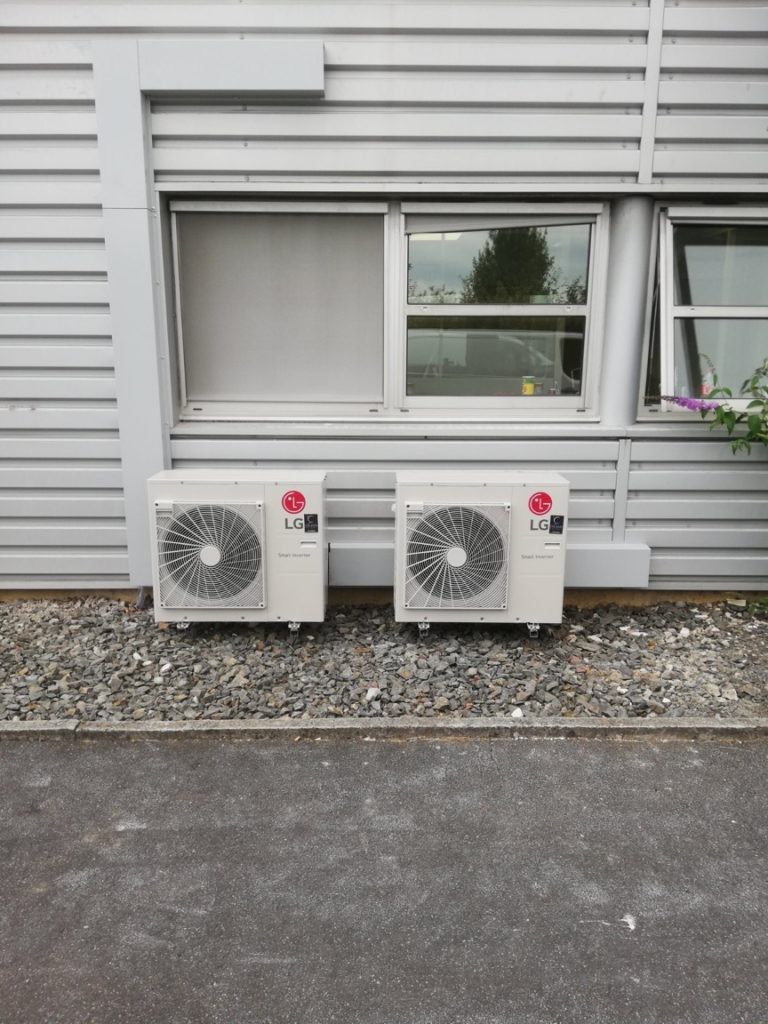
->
147, 470, 326, 624
394, 470, 570, 629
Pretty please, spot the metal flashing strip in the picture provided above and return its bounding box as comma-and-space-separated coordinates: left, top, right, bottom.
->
155, 182, 768, 196
138, 40, 324, 95
638, 0, 665, 185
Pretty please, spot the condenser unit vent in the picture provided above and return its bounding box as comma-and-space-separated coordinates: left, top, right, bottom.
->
156, 502, 264, 609
404, 503, 510, 610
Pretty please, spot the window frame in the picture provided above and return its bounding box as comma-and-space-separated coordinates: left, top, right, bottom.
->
169, 199, 608, 423
659, 206, 768, 413
398, 202, 606, 415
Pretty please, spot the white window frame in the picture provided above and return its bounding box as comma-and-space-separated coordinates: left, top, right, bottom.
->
169, 200, 608, 422
399, 203, 605, 415
659, 206, 768, 413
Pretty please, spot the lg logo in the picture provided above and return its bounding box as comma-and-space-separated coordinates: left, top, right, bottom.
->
282, 490, 306, 515
528, 491, 553, 516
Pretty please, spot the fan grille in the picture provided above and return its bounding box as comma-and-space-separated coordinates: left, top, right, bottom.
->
156, 503, 264, 608
405, 503, 509, 610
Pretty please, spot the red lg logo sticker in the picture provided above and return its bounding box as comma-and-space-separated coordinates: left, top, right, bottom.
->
528, 491, 553, 516
282, 490, 306, 515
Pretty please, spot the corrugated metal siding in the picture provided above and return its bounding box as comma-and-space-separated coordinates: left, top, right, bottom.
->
1, 3, 767, 589
170, 438, 619, 584
655, 2, 768, 184
1, 3, 765, 187
169, 434, 768, 590
147, 2, 650, 184
0, 52, 129, 586
626, 441, 768, 589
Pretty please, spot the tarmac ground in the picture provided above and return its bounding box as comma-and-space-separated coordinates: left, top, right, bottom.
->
1, 734, 766, 1024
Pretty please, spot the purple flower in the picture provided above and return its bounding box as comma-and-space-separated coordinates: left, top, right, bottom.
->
662, 395, 721, 411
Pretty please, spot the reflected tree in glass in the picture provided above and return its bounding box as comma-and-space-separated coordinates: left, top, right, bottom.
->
461, 227, 587, 305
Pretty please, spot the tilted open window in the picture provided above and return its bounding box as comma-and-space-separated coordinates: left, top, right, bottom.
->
655, 208, 768, 410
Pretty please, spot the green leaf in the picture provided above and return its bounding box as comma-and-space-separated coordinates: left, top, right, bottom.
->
702, 358, 768, 452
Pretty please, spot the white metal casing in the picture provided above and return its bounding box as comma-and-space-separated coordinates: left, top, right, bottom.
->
395, 470, 570, 625
147, 470, 326, 623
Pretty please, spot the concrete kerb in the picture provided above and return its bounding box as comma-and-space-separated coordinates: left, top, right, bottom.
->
0, 720, 79, 740
2, 717, 768, 742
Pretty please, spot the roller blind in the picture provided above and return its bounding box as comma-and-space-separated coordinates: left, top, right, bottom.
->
175, 212, 385, 404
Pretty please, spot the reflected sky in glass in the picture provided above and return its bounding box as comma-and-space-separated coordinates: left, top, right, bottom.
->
408, 223, 590, 305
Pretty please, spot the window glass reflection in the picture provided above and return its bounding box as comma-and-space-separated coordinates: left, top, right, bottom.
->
407, 316, 585, 397
408, 224, 591, 305
673, 225, 768, 307
673, 319, 768, 397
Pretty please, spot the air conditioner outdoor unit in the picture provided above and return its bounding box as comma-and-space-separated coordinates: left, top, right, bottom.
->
147, 470, 326, 627
394, 470, 569, 633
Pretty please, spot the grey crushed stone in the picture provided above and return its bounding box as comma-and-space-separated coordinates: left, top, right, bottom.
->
1, 598, 767, 723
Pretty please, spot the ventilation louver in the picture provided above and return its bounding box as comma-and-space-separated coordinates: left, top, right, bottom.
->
405, 503, 510, 610
156, 502, 264, 608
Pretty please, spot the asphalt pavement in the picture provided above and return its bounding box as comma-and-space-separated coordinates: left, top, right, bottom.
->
1, 734, 766, 1024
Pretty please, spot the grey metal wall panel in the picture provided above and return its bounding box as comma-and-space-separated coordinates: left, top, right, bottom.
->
329, 542, 654, 589
0, 62, 129, 587
654, 3, 768, 185
565, 543, 651, 588
170, 434, 768, 590
1, 5, 650, 33
2, 3, 767, 590
169, 437, 619, 586
133, 2, 652, 186
137, 2, 761, 188
627, 440, 768, 589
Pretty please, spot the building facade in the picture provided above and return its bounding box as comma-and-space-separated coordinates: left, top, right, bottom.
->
1, 1, 767, 591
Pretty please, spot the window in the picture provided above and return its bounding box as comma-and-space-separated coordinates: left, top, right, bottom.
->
170, 201, 605, 420
171, 202, 386, 416
403, 209, 600, 411
656, 209, 768, 408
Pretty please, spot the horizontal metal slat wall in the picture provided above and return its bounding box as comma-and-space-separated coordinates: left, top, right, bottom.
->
1, 4, 766, 187
626, 440, 768, 589
170, 438, 619, 585
148, 3, 649, 184
1, 3, 767, 590
654, 2, 768, 184
0, 44, 128, 587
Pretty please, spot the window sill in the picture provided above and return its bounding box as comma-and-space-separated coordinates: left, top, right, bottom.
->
170, 417, 615, 441
178, 407, 593, 424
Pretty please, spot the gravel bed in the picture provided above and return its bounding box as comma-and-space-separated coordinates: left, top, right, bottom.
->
2, 598, 768, 723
